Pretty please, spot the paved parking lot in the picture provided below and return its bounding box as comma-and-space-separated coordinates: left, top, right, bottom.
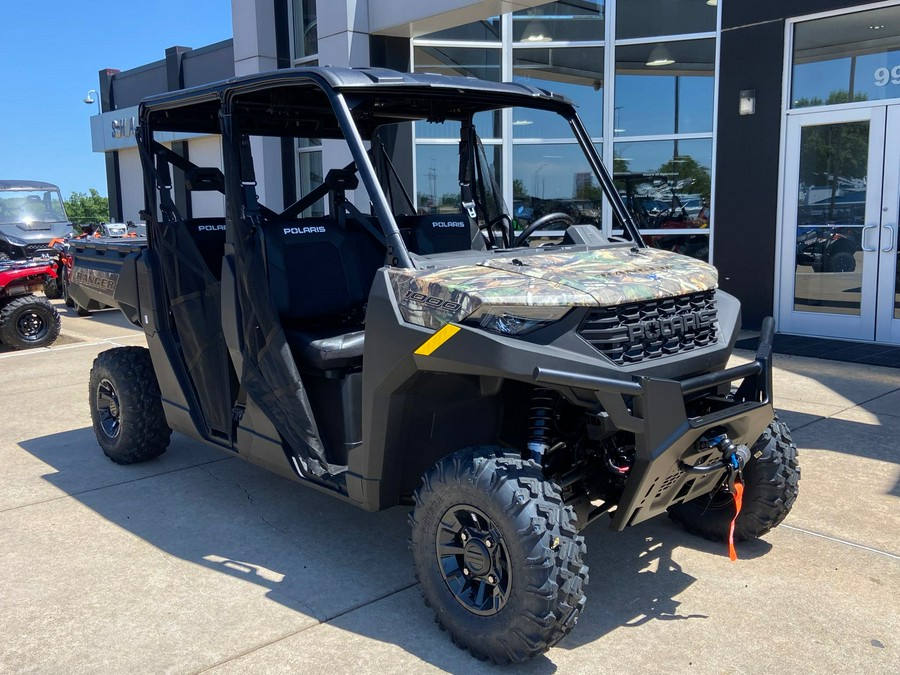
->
1, 303, 898, 673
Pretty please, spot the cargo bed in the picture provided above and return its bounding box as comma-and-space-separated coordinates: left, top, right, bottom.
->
68, 237, 147, 325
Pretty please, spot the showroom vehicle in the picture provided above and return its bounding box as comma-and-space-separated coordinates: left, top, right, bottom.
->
70, 67, 799, 664
0, 256, 61, 349
0, 181, 73, 261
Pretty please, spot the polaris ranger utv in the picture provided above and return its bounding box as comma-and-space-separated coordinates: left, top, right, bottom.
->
0, 181, 73, 260
74, 67, 799, 664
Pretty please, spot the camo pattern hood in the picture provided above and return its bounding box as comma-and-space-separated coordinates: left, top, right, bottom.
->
389, 247, 718, 329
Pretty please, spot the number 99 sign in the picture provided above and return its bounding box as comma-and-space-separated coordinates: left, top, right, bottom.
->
874, 65, 900, 87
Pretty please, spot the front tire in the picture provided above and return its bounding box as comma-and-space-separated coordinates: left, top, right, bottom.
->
824, 250, 856, 273
0, 295, 61, 349
89, 347, 172, 464
668, 418, 800, 541
410, 448, 588, 664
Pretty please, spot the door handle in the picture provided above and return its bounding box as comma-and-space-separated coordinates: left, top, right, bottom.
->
883, 225, 895, 252
861, 224, 879, 252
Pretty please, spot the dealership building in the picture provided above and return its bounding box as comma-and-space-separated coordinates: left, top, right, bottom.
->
89, 0, 900, 347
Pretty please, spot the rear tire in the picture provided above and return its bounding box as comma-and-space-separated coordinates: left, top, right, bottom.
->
43, 276, 63, 299
89, 347, 172, 464
75, 303, 91, 317
668, 418, 800, 542
0, 295, 61, 349
410, 448, 588, 664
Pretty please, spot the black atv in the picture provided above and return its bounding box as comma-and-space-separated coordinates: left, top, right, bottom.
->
70, 67, 799, 664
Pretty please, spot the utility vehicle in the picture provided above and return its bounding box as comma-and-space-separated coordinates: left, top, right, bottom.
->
0, 181, 73, 260
72, 67, 799, 664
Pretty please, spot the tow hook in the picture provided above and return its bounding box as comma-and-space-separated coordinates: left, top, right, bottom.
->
681, 433, 750, 491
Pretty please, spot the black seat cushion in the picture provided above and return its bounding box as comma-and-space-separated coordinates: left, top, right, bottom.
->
285, 327, 365, 370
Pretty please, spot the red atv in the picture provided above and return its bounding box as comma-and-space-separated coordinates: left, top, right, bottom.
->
0, 258, 61, 349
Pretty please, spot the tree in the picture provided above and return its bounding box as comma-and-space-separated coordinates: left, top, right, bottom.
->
513, 179, 529, 199
65, 189, 109, 226
656, 156, 711, 201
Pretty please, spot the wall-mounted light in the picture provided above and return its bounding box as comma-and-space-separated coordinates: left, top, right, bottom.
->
706, 0, 717, 6
739, 89, 756, 115
83, 89, 100, 114
646, 44, 674, 67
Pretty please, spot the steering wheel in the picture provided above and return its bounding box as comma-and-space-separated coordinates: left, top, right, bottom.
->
513, 212, 575, 248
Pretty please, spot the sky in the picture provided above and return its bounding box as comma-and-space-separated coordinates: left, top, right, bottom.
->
0, 0, 233, 199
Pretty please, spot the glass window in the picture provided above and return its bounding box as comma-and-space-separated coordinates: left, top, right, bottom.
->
512, 1, 605, 43
421, 17, 500, 42
291, 0, 317, 61
413, 45, 501, 81
616, 0, 716, 40
614, 39, 715, 136
297, 149, 324, 216
512, 144, 601, 227
613, 139, 712, 226
792, 5, 900, 108
413, 48, 502, 139
415, 144, 501, 214
513, 47, 604, 138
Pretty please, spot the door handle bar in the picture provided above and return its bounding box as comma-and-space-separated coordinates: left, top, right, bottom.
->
882, 225, 895, 252
860, 224, 879, 252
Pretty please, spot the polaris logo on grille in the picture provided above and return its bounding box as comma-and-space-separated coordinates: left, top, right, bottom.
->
433, 221, 466, 228
283, 226, 326, 235
197, 224, 226, 232
626, 309, 715, 342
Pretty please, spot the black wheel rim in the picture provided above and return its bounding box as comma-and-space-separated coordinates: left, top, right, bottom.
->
16, 310, 48, 342
435, 504, 512, 616
96, 378, 121, 439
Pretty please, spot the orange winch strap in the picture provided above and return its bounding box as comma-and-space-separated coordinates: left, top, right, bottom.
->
728, 481, 744, 562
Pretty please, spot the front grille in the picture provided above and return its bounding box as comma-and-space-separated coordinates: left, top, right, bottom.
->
23, 243, 51, 257
578, 289, 718, 365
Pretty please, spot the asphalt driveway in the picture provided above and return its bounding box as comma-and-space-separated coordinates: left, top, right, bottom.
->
1, 303, 897, 673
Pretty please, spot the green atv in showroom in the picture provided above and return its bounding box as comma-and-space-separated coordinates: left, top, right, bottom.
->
70, 67, 799, 664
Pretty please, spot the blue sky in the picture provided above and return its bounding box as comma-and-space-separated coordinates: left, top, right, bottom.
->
0, 1, 233, 199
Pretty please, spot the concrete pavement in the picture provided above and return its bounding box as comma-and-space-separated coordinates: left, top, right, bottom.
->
1, 304, 897, 673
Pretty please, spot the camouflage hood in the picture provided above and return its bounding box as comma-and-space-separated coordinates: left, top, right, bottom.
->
389, 247, 718, 329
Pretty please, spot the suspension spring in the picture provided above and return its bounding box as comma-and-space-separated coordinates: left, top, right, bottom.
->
527, 388, 557, 462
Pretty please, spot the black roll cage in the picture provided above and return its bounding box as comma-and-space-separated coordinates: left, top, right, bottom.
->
138, 68, 646, 267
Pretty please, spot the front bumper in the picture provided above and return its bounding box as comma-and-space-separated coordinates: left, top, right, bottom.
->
534, 317, 777, 530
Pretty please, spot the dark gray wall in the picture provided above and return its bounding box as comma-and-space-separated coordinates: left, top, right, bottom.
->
110, 62, 167, 109
183, 40, 235, 88
713, 0, 869, 328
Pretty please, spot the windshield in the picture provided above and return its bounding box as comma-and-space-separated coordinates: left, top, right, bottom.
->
370, 105, 636, 252
0, 188, 67, 225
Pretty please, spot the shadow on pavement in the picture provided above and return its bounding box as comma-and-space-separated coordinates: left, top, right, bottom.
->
20, 428, 771, 669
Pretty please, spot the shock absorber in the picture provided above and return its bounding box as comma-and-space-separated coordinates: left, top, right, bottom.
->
527, 388, 556, 462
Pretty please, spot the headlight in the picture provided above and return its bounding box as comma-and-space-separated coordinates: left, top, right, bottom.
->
2, 234, 26, 245
468, 305, 570, 336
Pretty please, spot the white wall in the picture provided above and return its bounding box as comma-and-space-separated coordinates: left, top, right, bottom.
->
187, 136, 226, 218
118, 148, 145, 224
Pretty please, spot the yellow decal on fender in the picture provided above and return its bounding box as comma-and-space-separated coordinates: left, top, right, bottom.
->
415, 324, 460, 356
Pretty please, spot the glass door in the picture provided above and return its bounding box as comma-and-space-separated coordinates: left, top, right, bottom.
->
876, 106, 900, 344
779, 107, 887, 341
